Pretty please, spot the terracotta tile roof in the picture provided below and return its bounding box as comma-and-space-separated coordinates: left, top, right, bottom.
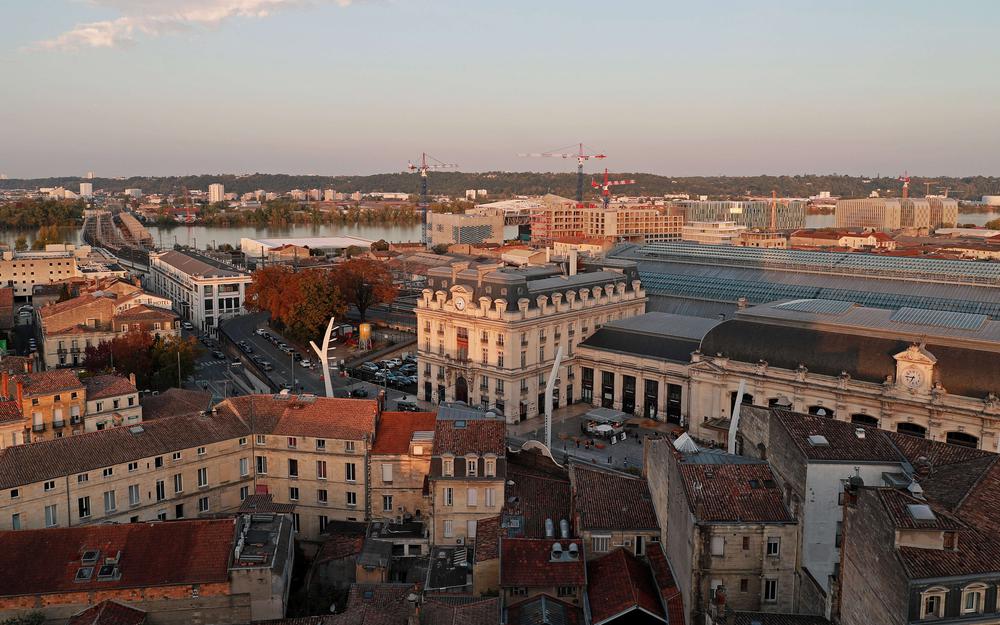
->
0, 356, 33, 375
421, 596, 499, 625
474, 516, 501, 562
239, 493, 296, 514
372, 412, 436, 455
13, 369, 84, 396
69, 600, 147, 625
885, 430, 993, 468
504, 450, 572, 538
500, 538, 586, 588
316, 532, 366, 564
570, 465, 659, 531
433, 419, 506, 456
942, 456, 1000, 535
140, 388, 213, 420
82, 374, 137, 400
876, 488, 963, 530
586, 548, 665, 625
677, 462, 794, 523
646, 543, 685, 625
772, 410, 902, 463
0, 400, 21, 425
729, 613, 830, 625
216, 395, 378, 441
0, 519, 235, 597
896, 529, 1000, 580
0, 410, 250, 490
505, 595, 582, 625
325, 583, 416, 625
114, 304, 177, 322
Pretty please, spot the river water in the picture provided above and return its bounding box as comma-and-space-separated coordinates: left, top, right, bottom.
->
1, 212, 997, 250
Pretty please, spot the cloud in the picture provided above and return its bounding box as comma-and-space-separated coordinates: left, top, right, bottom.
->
29, 0, 351, 51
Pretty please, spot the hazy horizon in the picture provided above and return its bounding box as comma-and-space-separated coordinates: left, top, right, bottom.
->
3, 1, 999, 179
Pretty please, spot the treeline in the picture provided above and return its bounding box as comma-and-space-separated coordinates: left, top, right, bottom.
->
4, 173, 1000, 201
151, 200, 421, 228
0, 198, 84, 227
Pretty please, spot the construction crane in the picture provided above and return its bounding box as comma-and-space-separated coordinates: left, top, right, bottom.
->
591, 168, 635, 208
923, 180, 938, 197
898, 171, 911, 198
519, 143, 606, 202
407, 153, 457, 247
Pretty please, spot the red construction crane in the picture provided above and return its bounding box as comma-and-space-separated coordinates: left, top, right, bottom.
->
591, 168, 635, 208
518, 143, 606, 202
898, 171, 911, 198
407, 153, 457, 247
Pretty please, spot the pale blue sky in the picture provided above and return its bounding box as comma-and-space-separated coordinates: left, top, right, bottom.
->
2, 0, 998, 178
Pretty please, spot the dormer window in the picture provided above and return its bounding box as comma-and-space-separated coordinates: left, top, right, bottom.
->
466, 455, 478, 477
485, 456, 496, 477
961, 583, 987, 615
443, 456, 454, 477
921, 588, 946, 620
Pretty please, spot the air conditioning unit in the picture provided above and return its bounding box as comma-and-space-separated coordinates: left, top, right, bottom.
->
455, 537, 465, 545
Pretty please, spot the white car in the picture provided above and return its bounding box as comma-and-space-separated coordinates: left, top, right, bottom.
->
300, 360, 312, 369
182, 322, 194, 331
255, 328, 267, 336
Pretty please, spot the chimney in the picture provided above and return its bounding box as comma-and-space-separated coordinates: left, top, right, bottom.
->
129, 373, 136, 386
737, 297, 748, 310
545, 518, 555, 538
16, 380, 23, 407
546, 247, 551, 262
26, 360, 32, 373
854, 427, 866, 439
1, 371, 7, 398
569, 249, 578, 276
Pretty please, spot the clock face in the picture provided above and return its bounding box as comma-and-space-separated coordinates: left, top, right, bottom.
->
454, 297, 465, 311
902, 368, 924, 388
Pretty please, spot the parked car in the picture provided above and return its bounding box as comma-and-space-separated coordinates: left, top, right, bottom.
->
349, 388, 369, 398
293, 352, 303, 361
262, 362, 274, 371
300, 360, 312, 369
182, 322, 194, 330
212, 350, 226, 360
399, 363, 417, 375
396, 400, 419, 412
359, 362, 379, 372
255, 328, 267, 336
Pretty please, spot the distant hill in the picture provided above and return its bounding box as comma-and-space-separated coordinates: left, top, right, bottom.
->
3, 172, 999, 202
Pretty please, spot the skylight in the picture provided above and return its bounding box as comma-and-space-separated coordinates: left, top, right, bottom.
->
807, 435, 829, 447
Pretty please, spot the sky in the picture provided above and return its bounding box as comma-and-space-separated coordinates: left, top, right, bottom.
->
1, 0, 999, 179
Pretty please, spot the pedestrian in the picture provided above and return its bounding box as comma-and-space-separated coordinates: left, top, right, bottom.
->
608, 455, 612, 464
624, 458, 629, 470
576, 439, 580, 449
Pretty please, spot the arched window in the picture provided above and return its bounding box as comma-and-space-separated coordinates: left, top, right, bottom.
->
920, 586, 947, 620
961, 583, 987, 614
896, 422, 927, 439
851, 414, 879, 428
808, 405, 834, 418
946, 432, 979, 449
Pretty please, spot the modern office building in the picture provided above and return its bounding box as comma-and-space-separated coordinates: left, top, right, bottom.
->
681, 221, 747, 245
927, 197, 959, 228
835, 198, 902, 231
675, 200, 807, 230
208, 183, 225, 204
530, 196, 683, 244
148, 249, 251, 333
428, 211, 506, 246
899, 198, 931, 229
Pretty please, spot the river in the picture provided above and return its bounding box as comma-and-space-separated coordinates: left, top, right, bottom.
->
0, 212, 997, 250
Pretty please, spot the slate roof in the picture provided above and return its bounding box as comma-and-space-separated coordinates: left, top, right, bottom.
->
499, 539, 586, 588
372, 411, 437, 455
587, 548, 665, 625
83, 374, 137, 400
677, 462, 794, 524
570, 465, 659, 531
68, 600, 147, 625
433, 419, 506, 456
0, 519, 235, 597
772, 411, 902, 463
421, 596, 499, 625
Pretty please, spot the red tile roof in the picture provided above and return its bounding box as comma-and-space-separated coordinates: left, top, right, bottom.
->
646, 543, 685, 625
0, 519, 235, 597
433, 419, 506, 456
506, 595, 582, 625
772, 411, 901, 462
0, 400, 21, 425
570, 466, 659, 531
500, 539, 586, 588
83, 374, 137, 400
218, 395, 378, 441
325, 583, 416, 625
876, 488, 962, 530
475, 516, 501, 562
13, 369, 83, 396
421, 596, 500, 625
586, 548, 665, 625
140, 388, 212, 420
504, 450, 572, 538
372, 412, 436, 455
677, 462, 794, 523
68, 600, 147, 625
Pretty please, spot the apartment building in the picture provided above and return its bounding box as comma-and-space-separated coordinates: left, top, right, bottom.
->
568, 464, 660, 561
529, 195, 586, 242
81, 373, 141, 431
788, 230, 896, 250
0, 516, 294, 624
428, 405, 507, 546
835, 198, 902, 231
416, 258, 646, 423
580, 204, 683, 243
0, 249, 81, 297
681, 221, 748, 245
369, 411, 436, 523
676, 200, 807, 231
37, 277, 178, 369
148, 249, 251, 333
3, 369, 86, 444
644, 438, 799, 623
428, 211, 505, 246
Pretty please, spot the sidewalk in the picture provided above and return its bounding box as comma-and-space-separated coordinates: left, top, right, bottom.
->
508, 403, 591, 436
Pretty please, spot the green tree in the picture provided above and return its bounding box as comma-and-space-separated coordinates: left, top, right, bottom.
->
13, 235, 27, 251
431, 244, 449, 255
1, 612, 45, 625
985, 218, 1000, 230
150, 335, 201, 390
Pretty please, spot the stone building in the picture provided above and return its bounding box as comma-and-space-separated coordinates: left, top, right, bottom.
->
4, 369, 86, 444
147, 250, 251, 335
416, 258, 645, 423
369, 411, 436, 523
569, 464, 660, 560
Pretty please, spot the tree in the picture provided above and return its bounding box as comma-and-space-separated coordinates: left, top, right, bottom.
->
31, 224, 64, 250
13, 235, 27, 251
1, 612, 44, 625
985, 218, 1000, 230
82, 331, 155, 388
286, 269, 346, 342
371, 239, 390, 251
431, 244, 449, 255
56, 283, 73, 303
150, 335, 201, 391
332, 258, 397, 322
246, 265, 301, 327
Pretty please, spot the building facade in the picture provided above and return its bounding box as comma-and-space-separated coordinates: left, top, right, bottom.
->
900, 198, 931, 230
0, 249, 80, 297
681, 221, 748, 245
428, 212, 505, 246
148, 249, 251, 334
416, 259, 646, 423
676, 200, 807, 231
369, 411, 436, 523
835, 198, 902, 231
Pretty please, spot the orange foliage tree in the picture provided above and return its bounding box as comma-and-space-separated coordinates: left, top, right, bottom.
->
332, 258, 397, 322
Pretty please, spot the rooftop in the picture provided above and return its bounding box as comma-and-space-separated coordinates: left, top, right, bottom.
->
505, 595, 582, 625
219, 395, 379, 441
677, 458, 794, 524
499, 538, 586, 588
579, 312, 719, 363
771, 410, 903, 463
587, 548, 665, 625
140, 387, 213, 420
421, 596, 500, 625
433, 417, 506, 457
12, 369, 84, 396
426, 546, 473, 592
372, 411, 437, 455
82, 374, 137, 401
503, 449, 572, 539
570, 465, 659, 532
68, 600, 147, 625
153, 249, 248, 279
474, 516, 501, 563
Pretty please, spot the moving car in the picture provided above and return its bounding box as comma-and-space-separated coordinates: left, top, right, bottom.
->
212, 350, 226, 360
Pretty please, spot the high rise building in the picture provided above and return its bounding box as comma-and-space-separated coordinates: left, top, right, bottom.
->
899, 198, 931, 229
835, 198, 902, 231
208, 183, 225, 204
78, 182, 93, 198
675, 200, 806, 230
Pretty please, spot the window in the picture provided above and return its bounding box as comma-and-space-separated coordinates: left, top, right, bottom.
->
239, 437, 248, 446
466, 456, 478, 477
511, 587, 527, 597
318, 489, 328, 503
485, 458, 496, 477
740, 579, 749, 593
10, 489, 18, 499
197, 468, 207, 488
557, 586, 575, 598
316, 439, 326, 451
467, 487, 478, 507
921, 588, 947, 620
443, 457, 454, 477
78, 473, 89, 483
198, 497, 209, 513
128, 462, 138, 472
128, 484, 140, 506
444, 520, 454, 538
78, 496, 91, 519
346, 491, 357, 507
256, 456, 268, 474
835, 521, 843, 548
44, 480, 56, 492
289, 486, 299, 501
317, 461, 328, 479
45, 504, 58, 527
444, 487, 454, 506
485, 487, 495, 508
345, 441, 355, 453
239, 458, 249, 477
287, 437, 297, 448
382, 464, 393, 483
383, 495, 393, 512
256, 434, 266, 445
11, 514, 20, 530
711, 535, 725, 556
635, 535, 646, 556
197, 446, 206, 455
103, 490, 116, 513
345, 463, 356, 482
962, 584, 986, 614
763, 579, 777, 603
592, 535, 610, 552
742, 536, 750, 550
413, 445, 423, 455
175, 503, 184, 518
288, 459, 299, 478
155, 480, 165, 501
767, 537, 780, 556
240, 486, 249, 501
173, 473, 183, 493
497, 353, 504, 368
172, 452, 181, 461
154, 456, 163, 468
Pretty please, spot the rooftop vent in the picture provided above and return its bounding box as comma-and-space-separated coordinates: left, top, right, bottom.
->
807, 435, 830, 447
128, 425, 144, 434
854, 427, 866, 439
568, 543, 579, 558
907, 504, 936, 522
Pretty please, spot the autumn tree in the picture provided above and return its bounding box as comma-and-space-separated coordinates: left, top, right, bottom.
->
332, 258, 397, 322
13, 235, 27, 251
246, 265, 301, 328
150, 335, 201, 390
82, 331, 155, 388
286, 269, 346, 342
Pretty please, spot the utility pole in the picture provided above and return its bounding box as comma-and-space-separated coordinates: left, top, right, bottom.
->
177, 349, 182, 388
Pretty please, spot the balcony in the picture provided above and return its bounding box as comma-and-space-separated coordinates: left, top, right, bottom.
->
56, 347, 67, 355
495, 339, 505, 347
479, 385, 489, 393
436, 329, 445, 337
32, 423, 45, 432
567, 371, 575, 380
539, 336, 547, 344
554, 332, 562, 341
52, 420, 65, 429
520, 339, 528, 347
436, 372, 445, 381
69, 347, 81, 354
568, 329, 576, 337
480, 336, 489, 344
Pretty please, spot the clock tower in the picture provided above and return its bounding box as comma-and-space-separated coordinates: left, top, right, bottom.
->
893, 343, 936, 395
